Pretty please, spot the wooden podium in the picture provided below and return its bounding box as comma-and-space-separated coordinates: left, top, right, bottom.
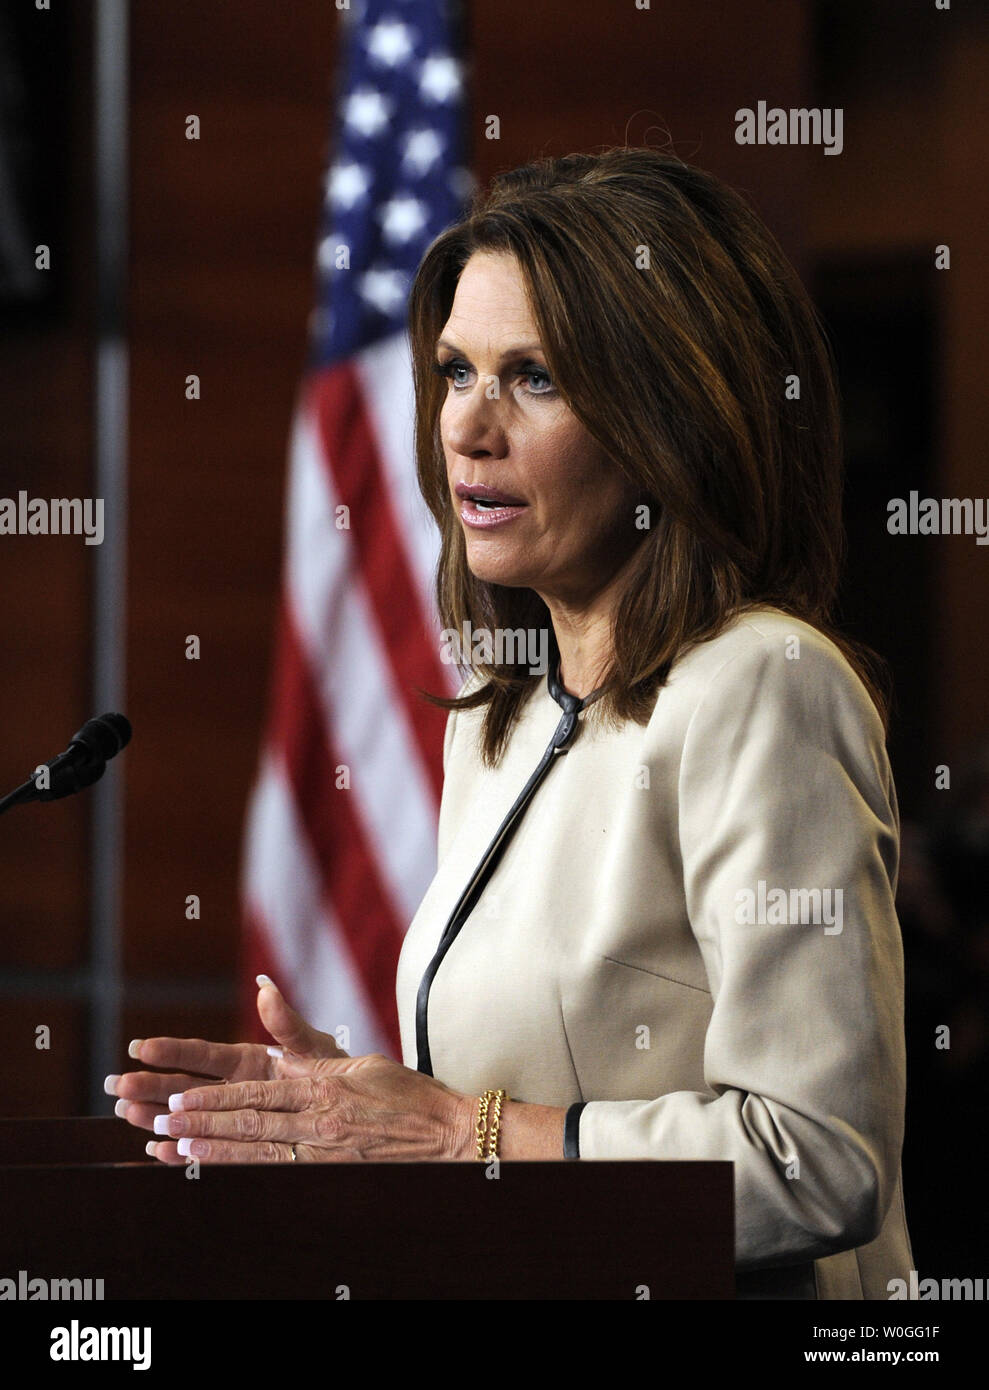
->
0, 1118, 734, 1299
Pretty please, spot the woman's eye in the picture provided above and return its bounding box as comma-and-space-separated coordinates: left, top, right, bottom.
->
433, 358, 471, 388
521, 367, 554, 395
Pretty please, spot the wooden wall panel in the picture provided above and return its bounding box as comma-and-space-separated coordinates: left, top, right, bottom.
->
124, 1, 337, 992
806, 9, 989, 765
938, 33, 989, 763
468, 1, 810, 267
0, 1000, 87, 1118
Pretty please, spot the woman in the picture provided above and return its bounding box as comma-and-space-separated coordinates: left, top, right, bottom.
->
109, 148, 914, 1299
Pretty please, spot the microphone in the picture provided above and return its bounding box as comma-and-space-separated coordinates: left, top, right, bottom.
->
0, 713, 132, 816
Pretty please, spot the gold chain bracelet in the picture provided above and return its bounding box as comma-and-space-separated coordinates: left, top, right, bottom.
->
475, 1088, 507, 1161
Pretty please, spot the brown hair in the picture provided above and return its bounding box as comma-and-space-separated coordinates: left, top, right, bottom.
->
408, 147, 891, 765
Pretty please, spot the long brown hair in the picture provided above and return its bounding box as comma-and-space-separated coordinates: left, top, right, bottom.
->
408, 147, 891, 765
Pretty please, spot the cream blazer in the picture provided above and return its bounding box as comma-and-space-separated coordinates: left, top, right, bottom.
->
396, 606, 915, 1299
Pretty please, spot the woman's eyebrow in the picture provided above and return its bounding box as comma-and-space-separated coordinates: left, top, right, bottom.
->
434, 337, 545, 360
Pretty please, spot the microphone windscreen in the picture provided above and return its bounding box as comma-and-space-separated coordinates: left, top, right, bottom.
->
99, 712, 132, 755
71, 713, 132, 761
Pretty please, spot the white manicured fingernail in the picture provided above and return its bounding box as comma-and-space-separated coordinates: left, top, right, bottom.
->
266, 1046, 284, 1059
168, 1092, 185, 1112
256, 974, 277, 989
114, 1098, 130, 1118
153, 1114, 172, 1135
104, 1074, 120, 1096
127, 1039, 143, 1060
145, 1141, 158, 1157
176, 1137, 194, 1157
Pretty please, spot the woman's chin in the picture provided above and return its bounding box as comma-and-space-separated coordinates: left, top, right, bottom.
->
463, 547, 536, 589
466, 564, 532, 589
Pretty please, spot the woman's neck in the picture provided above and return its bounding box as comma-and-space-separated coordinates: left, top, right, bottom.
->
548, 616, 608, 697
541, 571, 628, 698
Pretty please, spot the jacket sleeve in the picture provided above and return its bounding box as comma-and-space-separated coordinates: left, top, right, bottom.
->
575, 631, 906, 1270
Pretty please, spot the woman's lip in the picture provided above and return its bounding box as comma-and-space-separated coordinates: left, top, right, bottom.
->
460, 499, 528, 529
454, 481, 528, 507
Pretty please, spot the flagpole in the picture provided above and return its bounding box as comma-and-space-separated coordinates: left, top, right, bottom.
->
88, 0, 129, 1113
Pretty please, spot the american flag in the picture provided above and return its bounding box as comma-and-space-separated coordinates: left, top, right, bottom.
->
239, 0, 471, 1056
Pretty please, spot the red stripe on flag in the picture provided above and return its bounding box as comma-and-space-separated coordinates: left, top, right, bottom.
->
308, 365, 449, 803
266, 601, 404, 1055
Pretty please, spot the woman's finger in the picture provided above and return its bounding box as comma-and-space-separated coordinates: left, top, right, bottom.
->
170, 1138, 315, 1164
154, 1105, 313, 1146
175, 1074, 341, 1115
128, 1036, 269, 1078
109, 1070, 212, 1105
115, 1098, 170, 1133
145, 1139, 185, 1165
256, 978, 346, 1057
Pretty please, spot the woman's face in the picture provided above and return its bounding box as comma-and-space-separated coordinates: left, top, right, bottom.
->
436, 251, 641, 608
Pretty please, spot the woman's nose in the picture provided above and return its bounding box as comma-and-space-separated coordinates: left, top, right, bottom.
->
443, 384, 507, 458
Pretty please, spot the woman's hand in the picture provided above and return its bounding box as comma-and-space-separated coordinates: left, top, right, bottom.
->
107, 977, 347, 1142
146, 1052, 475, 1165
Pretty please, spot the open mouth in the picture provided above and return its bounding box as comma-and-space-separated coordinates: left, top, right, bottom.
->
454, 482, 527, 509
454, 482, 529, 529
471, 496, 513, 511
